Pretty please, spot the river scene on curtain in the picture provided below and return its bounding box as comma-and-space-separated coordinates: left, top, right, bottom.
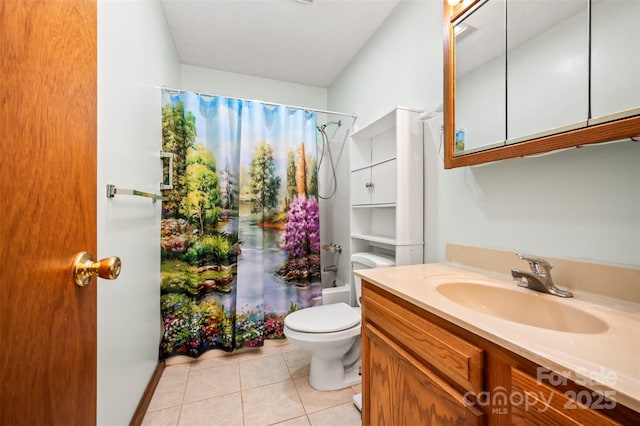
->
159, 90, 321, 359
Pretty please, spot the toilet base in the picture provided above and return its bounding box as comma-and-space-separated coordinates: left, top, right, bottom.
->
309, 357, 361, 391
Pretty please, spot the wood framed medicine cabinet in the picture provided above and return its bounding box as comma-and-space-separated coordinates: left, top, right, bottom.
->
443, 0, 640, 169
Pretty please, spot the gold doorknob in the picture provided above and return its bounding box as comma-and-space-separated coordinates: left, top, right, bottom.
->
73, 252, 121, 287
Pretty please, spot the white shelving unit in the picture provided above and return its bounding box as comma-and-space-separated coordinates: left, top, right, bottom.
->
350, 107, 424, 265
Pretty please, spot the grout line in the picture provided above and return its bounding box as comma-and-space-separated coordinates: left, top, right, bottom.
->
265, 414, 310, 426
238, 354, 246, 426
291, 374, 310, 415
242, 377, 297, 393
240, 389, 246, 426
175, 404, 183, 426
178, 367, 189, 412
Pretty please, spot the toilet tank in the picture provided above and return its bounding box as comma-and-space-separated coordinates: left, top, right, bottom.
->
351, 252, 395, 305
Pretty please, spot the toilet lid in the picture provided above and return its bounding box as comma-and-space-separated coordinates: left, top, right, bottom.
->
284, 303, 360, 333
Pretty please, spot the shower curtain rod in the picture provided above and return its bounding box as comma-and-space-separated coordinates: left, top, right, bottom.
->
161, 86, 358, 119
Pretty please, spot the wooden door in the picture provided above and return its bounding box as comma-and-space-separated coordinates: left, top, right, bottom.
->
0, 1, 97, 424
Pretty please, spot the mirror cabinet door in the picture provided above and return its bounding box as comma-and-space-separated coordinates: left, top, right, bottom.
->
454, 0, 506, 154
506, 0, 589, 144
444, 0, 640, 169
590, 0, 640, 125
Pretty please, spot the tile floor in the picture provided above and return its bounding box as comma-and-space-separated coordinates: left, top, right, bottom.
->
142, 339, 362, 426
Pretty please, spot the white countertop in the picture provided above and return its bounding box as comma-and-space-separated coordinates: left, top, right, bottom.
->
354, 262, 640, 412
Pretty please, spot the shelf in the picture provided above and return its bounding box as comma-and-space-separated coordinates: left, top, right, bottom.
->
351, 234, 424, 247
351, 203, 396, 209
351, 233, 396, 245
350, 157, 397, 173
350, 106, 423, 139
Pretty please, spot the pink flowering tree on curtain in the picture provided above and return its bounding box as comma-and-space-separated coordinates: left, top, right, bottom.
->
277, 194, 321, 282
277, 142, 321, 284
283, 195, 319, 257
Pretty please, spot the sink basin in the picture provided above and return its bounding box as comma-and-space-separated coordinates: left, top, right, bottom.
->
436, 282, 609, 334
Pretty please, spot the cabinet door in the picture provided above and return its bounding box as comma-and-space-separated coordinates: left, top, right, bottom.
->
454, 0, 507, 153
507, 0, 589, 142
590, 0, 640, 124
370, 160, 396, 205
363, 323, 485, 426
351, 168, 371, 205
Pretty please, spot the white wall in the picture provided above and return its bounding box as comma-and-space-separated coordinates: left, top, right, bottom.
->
440, 141, 639, 267
328, 0, 640, 287
328, 0, 443, 284
97, 1, 180, 424
180, 64, 327, 110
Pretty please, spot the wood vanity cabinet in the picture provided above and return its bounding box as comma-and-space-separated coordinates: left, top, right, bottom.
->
361, 281, 639, 426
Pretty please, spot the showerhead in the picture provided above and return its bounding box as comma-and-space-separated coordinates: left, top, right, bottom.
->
318, 120, 342, 131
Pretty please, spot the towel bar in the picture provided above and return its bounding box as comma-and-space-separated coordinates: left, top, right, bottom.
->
106, 184, 166, 203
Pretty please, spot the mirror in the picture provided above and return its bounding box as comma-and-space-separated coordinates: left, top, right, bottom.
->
590, 0, 640, 124
444, 0, 640, 169
506, 0, 589, 143
454, 0, 506, 154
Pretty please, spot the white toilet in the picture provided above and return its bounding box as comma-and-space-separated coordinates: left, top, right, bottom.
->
283, 252, 395, 391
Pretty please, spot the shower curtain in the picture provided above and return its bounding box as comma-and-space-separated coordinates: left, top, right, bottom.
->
159, 90, 322, 359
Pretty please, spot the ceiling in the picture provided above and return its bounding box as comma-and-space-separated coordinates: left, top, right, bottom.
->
161, 0, 401, 88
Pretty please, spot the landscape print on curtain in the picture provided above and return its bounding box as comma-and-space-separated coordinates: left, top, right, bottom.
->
160, 90, 321, 359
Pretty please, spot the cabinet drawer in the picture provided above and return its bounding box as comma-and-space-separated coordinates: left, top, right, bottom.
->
363, 284, 484, 393
511, 367, 620, 425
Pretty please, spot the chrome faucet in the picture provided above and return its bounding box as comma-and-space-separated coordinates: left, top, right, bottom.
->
511, 254, 573, 298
